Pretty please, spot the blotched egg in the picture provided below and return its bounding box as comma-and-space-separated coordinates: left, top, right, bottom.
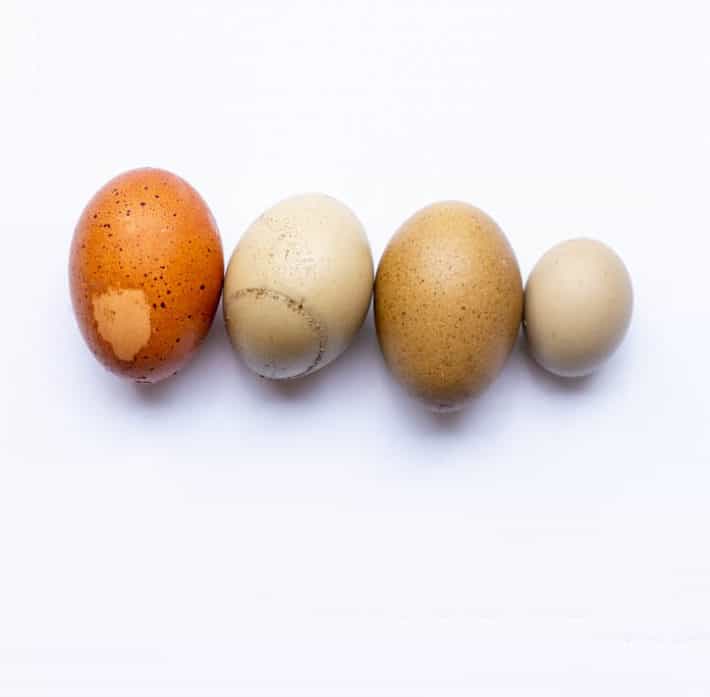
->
223, 193, 374, 379
69, 168, 224, 383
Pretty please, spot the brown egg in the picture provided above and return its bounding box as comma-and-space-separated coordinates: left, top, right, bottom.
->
69, 168, 224, 383
374, 201, 523, 411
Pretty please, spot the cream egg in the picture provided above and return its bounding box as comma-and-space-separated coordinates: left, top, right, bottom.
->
223, 194, 374, 379
524, 238, 633, 377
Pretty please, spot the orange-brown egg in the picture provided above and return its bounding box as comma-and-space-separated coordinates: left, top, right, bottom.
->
69, 168, 224, 383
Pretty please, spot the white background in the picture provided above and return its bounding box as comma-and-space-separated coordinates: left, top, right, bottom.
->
1, 1, 709, 695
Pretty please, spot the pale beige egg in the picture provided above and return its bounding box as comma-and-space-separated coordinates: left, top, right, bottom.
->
223, 194, 374, 379
524, 238, 633, 377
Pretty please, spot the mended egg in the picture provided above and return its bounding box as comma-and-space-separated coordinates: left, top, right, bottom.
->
69, 168, 224, 383
223, 194, 374, 379
375, 201, 523, 411
523, 238, 633, 377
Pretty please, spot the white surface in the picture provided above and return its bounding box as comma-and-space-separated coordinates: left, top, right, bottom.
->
1, 1, 709, 695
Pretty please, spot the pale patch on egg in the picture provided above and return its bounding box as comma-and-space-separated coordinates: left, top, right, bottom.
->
224, 287, 327, 379
92, 288, 151, 361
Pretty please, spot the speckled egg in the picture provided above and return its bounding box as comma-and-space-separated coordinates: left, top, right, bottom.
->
69, 168, 224, 383
223, 193, 373, 379
375, 201, 523, 410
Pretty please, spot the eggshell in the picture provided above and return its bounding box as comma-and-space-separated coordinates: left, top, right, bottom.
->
223, 194, 373, 379
523, 238, 633, 377
374, 201, 523, 411
69, 168, 224, 383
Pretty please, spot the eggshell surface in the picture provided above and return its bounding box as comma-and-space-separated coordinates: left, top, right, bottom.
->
223, 194, 374, 379
523, 238, 633, 377
69, 168, 224, 383
375, 201, 523, 411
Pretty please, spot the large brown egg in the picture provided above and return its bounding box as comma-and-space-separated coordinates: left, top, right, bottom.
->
374, 201, 523, 411
69, 168, 224, 383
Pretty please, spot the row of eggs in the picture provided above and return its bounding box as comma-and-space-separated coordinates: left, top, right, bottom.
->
69, 168, 633, 410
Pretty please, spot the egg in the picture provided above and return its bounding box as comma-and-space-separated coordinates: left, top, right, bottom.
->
69, 168, 224, 383
375, 201, 523, 411
223, 194, 374, 379
523, 238, 633, 377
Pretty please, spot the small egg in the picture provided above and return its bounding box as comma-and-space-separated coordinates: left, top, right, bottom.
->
375, 201, 523, 410
523, 238, 633, 377
223, 193, 374, 379
69, 168, 224, 383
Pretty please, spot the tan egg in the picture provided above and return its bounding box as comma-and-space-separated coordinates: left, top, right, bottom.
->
69, 168, 224, 383
523, 238, 633, 377
223, 194, 374, 379
375, 201, 523, 411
